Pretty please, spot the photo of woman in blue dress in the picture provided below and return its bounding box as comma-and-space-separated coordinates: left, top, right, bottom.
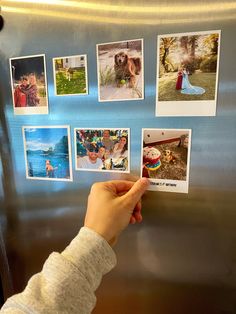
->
157, 31, 220, 102
181, 68, 205, 95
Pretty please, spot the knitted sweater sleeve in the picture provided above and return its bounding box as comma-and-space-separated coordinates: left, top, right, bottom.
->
1, 227, 117, 314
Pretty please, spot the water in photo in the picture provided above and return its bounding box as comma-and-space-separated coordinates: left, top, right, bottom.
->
23, 126, 72, 181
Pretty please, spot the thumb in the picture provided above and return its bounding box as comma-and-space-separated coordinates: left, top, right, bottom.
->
122, 178, 149, 207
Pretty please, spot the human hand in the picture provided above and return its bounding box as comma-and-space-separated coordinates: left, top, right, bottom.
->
84, 178, 149, 246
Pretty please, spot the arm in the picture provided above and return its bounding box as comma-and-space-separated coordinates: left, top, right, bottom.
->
121, 149, 128, 158
77, 156, 87, 169
1, 179, 149, 313
1, 228, 116, 314
25, 85, 40, 106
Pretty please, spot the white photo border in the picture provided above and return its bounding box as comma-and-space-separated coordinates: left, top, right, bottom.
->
74, 127, 130, 173
52, 54, 89, 96
156, 30, 221, 117
96, 38, 144, 102
9, 54, 49, 115
22, 125, 73, 182
141, 128, 192, 193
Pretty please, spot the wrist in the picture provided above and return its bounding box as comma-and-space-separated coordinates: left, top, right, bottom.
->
84, 224, 116, 247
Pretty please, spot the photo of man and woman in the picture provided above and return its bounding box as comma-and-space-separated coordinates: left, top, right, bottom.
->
75, 128, 130, 173
156, 30, 221, 116
23, 126, 72, 181
10, 54, 48, 115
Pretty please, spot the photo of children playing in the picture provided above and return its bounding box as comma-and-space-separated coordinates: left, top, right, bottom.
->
157, 31, 220, 102
10, 55, 48, 109
23, 127, 72, 181
75, 129, 129, 172
53, 55, 88, 95
142, 129, 190, 181
97, 39, 143, 101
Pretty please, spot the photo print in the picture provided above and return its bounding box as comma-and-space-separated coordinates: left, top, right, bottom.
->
156, 30, 221, 116
53, 54, 88, 96
97, 39, 144, 102
10, 54, 48, 115
75, 128, 130, 173
23, 126, 73, 181
141, 129, 191, 193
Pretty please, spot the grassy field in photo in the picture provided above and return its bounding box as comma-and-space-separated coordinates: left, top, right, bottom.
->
100, 65, 116, 86
56, 68, 87, 95
158, 72, 216, 101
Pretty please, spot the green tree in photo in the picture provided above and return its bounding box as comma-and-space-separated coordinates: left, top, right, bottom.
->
200, 34, 219, 73
159, 37, 176, 75
54, 136, 68, 154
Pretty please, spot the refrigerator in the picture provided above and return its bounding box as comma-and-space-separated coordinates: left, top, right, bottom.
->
0, 0, 236, 313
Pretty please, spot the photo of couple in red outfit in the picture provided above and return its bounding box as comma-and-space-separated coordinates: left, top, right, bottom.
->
14, 74, 40, 107
10, 54, 48, 115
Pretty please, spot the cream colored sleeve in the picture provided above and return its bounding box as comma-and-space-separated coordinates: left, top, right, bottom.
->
1, 227, 117, 314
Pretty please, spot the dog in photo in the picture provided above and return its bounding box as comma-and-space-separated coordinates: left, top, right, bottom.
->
163, 150, 176, 164
114, 51, 141, 88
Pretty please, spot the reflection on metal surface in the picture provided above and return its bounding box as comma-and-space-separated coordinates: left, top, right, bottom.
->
137, 228, 161, 275
1, 0, 236, 312
137, 226, 228, 284
3, 0, 236, 13
2, 0, 236, 24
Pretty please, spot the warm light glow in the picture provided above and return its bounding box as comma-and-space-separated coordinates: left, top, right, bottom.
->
2, 0, 236, 14
1, 0, 236, 25
182, 54, 189, 61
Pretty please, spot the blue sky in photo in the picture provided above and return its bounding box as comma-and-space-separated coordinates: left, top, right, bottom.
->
24, 127, 68, 151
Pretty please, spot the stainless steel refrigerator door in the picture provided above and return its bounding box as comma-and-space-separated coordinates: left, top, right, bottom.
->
0, 1, 236, 313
